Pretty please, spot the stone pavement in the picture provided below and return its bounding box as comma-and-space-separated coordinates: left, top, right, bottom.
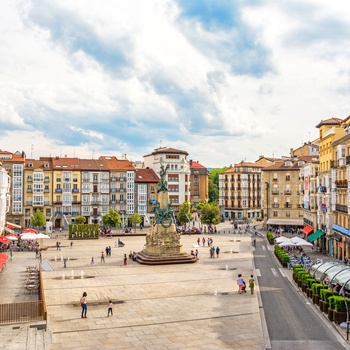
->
41, 230, 263, 350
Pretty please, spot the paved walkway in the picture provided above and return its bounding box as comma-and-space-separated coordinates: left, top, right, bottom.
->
1, 222, 349, 349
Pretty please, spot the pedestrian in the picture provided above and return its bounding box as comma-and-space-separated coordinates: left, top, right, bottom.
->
197, 237, 200, 245
80, 292, 87, 318
237, 274, 244, 294
202, 237, 205, 246
91, 257, 94, 265
123, 254, 127, 266
249, 275, 255, 294
58, 242, 61, 251
253, 239, 256, 247
56, 241, 59, 251
216, 246, 220, 258
107, 300, 113, 317
59, 227, 62, 233
10, 249, 13, 261
195, 249, 199, 258
209, 247, 212, 258
101, 251, 105, 263
211, 246, 215, 258
70, 241, 73, 249
63, 258, 67, 268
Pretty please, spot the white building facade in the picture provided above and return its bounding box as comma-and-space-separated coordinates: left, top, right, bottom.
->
0, 164, 10, 234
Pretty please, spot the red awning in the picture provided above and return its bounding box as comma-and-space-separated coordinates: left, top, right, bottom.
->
302, 225, 314, 236
0, 236, 10, 245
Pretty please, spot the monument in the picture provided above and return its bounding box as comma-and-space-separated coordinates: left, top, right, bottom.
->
136, 164, 198, 265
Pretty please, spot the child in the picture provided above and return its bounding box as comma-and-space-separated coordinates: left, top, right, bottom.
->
107, 300, 113, 317
249, 275, 255, 294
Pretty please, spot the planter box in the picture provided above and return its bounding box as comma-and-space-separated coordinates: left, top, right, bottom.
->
314, 294, 320, 305
323, 302, 329, 314
301, 284, 307, 293
292, 274, 298, 283
306, 288, 313, 299
319, 300, 324, 312
334, 310, 347, 324
328, 308, 334, 322
297, 280, 302, 288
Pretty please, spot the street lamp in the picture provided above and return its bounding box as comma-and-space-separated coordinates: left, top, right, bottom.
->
265, 182, 270, 229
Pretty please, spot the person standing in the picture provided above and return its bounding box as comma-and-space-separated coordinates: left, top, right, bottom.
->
10, 249, 13, 261
202, 237, 205, 246
249, 275, 255, 294
101, 251, 105, 263
237, 274, 244, 294
216, 246, 220, 258
123, 254, 127, 266
91, 257, 94, 265
253, 239, 256, 247
197, 237, 200, 245
80, 292, 87, 318
107, 300, 113, 317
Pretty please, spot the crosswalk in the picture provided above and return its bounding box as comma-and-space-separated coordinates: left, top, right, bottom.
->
254, 267, 288, 278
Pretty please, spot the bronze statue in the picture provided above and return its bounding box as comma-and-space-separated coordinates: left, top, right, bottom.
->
158, 163, 169, 192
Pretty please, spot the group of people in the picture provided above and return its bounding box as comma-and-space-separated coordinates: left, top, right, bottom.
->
237, 274, 255, 294
209, 246, 220, 258
80, 292, 114, 318
128, 251, 138, 261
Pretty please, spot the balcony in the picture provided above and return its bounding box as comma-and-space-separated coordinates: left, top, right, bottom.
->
44, 177, 50, 182
72, 188, 79, 193
272, 178, 278, 181
72, 201, 81, 205
285, 190, 291, 195
284, 204, 292, 208
54, 201, 62, 205
272, 203, 279, 208
55, 211, 62, 216
27, 188, 32, 193
72, 211, 79, 216
27, 177, 32, 182
297, 204, 302, 208
272, 190, 278, 195
73, 179, 78, 182
55, 189, 62, 193
335, 204, 348, 213
335, 180, 348, 189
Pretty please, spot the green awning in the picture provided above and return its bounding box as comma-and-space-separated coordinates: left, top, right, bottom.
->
308, 230, 325, 242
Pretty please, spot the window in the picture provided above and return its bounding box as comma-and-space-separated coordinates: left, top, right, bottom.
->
33, 172, 44, 182
273, 211, 278, 217
286, 211, 290, 217
33, 195, 44, 206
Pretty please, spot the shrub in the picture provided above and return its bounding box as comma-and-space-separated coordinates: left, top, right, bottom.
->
334, 296, 350, 312
320, 288, 335, 302
312, 283, 327, 295
292, 265, 303, 273
301, 274, 312, 284
306, 278, 317, 288
266, 231, 274, 243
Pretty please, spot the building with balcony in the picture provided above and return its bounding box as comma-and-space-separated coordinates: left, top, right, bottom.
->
100, 156, 136, 225
328, 116, 350, 260
143, 147, 190, 213
0, 163, 10, 234
134, 168, 159, 226
0, 150, 26, 228
219, 161, 262, 221
316, 117, 345, 257
23, 159, 53, 227
189, 160, 209, 205
262, 156, 316, 228
300, 158, 319, 242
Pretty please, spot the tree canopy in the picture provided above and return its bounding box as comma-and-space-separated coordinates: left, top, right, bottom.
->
31, 209, 46, 228
74, 215, 86, 225
200, 202, 221, 226
129, 212, 142, 230
101, 210, 121, 228
208, 167, 227, 203
177, 201, 193, 226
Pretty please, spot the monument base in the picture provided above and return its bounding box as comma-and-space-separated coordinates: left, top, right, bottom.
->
136, 249, 198, 265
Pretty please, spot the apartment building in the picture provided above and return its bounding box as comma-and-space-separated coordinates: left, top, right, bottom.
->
262, 157, 315, 228
99, 156, 136, 225
143, 147, 191, 212
0, 163, 10, 234
134, 168, 159, 226
23, 158, 53, 228
189, 160, 209, 205
327, 116, 350, 260
300, 159, 319, 242
219, 161, 262, 221
0, 150, 26, 228
316, 117, 345, 257
290, 141, 319, 158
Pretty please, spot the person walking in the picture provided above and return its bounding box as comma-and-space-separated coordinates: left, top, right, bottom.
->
197, 237, 200, 245
107, 300, 113, 317
202, 237, 205, 246
253, 239, 256, 247
237, 274, 244, 294
101, 251, 105, 263
80, 292, 87, 318
122, 254, 127, 266
10, 249, 13, 261
216, 246, 220, 258
249, 275, 255, 294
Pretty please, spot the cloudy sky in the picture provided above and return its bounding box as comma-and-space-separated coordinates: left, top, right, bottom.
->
1, 0, 349, 167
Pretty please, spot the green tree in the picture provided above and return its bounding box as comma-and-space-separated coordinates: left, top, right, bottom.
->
129, 213, 142, 232
208, 167, 227, 203
177, 201, 193, 228
101, 210, 121, 229
31, 209, 46, 229
200, 202, 221, 227
74, 215, 86, 225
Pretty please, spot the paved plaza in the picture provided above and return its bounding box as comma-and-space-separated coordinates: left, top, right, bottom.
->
1, 225, 265, 350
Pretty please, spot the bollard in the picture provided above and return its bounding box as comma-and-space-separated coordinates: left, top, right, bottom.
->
214, 290, 218, 296
226, 265, 228, 270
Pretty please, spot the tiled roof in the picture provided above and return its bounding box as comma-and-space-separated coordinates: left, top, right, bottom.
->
315, 117, 343, 128
51, 157, 82, 169
24, 159, 53, 170
144, 147, 188, 157
99, 156, 135, 171
135, 168, 159, 183
190, 160, 206, 169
